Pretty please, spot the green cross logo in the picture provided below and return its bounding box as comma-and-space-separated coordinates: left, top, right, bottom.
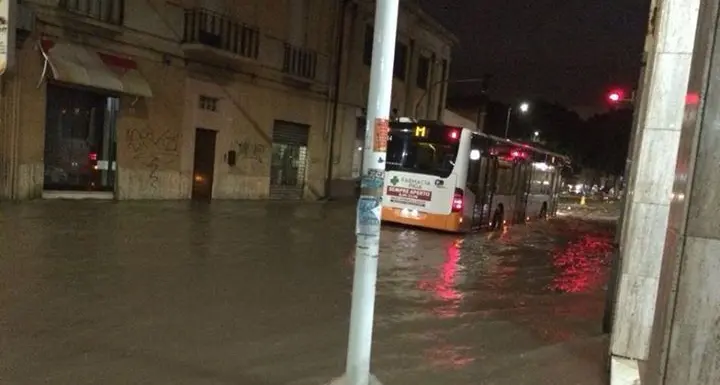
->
390, 176, 399, 185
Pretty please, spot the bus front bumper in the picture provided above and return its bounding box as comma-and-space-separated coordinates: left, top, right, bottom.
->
381, 207, 463, 232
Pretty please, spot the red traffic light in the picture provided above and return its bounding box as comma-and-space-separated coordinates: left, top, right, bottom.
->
608, 89, 625, 103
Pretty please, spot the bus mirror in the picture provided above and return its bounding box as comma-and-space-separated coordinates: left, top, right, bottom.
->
470, 149, 481, 160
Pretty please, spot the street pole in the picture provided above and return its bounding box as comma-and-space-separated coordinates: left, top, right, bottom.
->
331, 1, 398, 385
475, 102, 486, 132
504, 106, 512, 138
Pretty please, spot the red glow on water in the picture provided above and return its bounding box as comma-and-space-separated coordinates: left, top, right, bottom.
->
437, 241, 461, 301
549, 234, 613, 293
417, 240, 463, 318
424, 343, 476, 369
686, 92, 700, 105
419, 240, 474, 369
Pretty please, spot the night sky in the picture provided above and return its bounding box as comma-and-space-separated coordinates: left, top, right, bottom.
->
417, 0, 651, 110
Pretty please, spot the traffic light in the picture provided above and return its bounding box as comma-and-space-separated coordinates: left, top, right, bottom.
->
608, 89, 624, 103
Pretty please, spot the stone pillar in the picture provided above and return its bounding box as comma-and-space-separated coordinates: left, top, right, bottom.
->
609, 0, 701, 382
644, 0, 720, 383
0, 72, 21, 199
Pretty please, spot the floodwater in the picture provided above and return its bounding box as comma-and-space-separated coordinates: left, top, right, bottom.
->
0, 201, 616, 385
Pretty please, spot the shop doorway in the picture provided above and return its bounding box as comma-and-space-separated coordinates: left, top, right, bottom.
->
191, 128, 217, 201
43, 84, 119, 195
269, 120, 309, 199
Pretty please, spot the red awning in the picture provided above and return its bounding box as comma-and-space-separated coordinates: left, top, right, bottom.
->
39, 38, 152, 97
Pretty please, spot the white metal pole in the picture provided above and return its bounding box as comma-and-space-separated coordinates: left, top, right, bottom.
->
345, 1, 398, 385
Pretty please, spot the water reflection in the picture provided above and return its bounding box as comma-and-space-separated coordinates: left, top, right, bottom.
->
424, 342, 476, 369
417, 238, 464, 318
377, 217, 615, 370
0, 201, 616, 384
548, 233, 613, 293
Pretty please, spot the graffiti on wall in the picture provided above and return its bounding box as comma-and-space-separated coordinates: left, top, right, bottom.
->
127, 127, 180, 189
232, 139, 269, 176
235, 140, 266, 163
144, 156, 163, 189
128, 127, 180, 157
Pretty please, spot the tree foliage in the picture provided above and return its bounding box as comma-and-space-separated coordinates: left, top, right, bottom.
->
480, 100, 633, 176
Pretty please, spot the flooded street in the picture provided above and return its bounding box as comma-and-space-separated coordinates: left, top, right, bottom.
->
0, 201, 616, 385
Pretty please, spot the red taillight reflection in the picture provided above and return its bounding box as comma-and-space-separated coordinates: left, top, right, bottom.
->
89, 152, 98, 161
686, 92, 700, 105
451, 188, 463, 212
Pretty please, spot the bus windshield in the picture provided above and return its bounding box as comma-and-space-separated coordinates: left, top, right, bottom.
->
386, 127, 460, 178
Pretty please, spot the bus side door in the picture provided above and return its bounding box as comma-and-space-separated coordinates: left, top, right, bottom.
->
549, 167, 562, 216
512, 161, 532, 223
466, 138, 487, 230
480, 156, 498, 228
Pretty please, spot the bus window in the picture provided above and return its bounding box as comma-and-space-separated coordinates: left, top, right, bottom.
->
386, 128, 460, 178
530, 170, 552, 195
478, 156, 490, 193
467, 150, 481, 187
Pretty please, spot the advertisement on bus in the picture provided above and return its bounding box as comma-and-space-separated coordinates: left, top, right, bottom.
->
383, 172, 456, 214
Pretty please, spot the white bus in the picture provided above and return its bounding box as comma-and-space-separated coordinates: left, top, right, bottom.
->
381, 119, 569, 233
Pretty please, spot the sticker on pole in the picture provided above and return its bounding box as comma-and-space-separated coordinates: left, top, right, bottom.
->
373, 118, 390, 152
360, 169, 385, 190
356, 196, 382, 236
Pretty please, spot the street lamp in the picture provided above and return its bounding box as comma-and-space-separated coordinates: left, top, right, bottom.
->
504, 101, 530, 138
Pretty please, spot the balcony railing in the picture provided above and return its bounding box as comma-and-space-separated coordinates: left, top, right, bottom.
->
183, 8, 260, 60
60, 0, 123, 25
283, 44, 317, 80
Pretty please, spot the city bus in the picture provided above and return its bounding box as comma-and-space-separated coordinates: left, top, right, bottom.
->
381, 119, 570, 233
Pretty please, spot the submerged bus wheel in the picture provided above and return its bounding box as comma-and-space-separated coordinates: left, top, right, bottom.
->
539, 202, 548, 219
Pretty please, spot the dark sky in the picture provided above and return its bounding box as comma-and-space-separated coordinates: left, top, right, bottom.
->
417, 0, 651, 108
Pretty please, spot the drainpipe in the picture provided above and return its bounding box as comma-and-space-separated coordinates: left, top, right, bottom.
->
323, 0, 350, 200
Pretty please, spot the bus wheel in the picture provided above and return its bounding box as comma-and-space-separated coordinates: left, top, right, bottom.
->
539, 202, 548, 219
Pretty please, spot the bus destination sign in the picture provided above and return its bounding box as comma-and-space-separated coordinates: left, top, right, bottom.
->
413, 125, 428, 138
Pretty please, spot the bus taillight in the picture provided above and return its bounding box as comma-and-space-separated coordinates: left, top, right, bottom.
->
448, 130, 459, 140
452, 188, 464, 212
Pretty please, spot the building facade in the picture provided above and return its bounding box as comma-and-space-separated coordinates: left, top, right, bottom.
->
0, 0, 454, 200
327, 0, 456, 196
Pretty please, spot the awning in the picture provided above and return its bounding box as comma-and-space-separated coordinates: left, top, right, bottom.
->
39, 38, 152, 97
